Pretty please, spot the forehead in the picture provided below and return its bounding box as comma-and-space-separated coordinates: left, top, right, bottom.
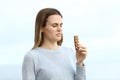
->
47, 15, 62, 24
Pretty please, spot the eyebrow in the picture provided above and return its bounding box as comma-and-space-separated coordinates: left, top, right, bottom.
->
52, 23, 63, 25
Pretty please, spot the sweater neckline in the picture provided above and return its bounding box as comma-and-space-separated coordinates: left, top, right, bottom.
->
36, 46, 62, 53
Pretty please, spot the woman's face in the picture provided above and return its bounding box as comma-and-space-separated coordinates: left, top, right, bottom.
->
42, 14, 63, 42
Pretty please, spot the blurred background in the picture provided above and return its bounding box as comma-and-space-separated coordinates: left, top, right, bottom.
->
0, 0, 120, 80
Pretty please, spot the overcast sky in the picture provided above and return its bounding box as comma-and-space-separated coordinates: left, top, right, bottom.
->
0, 0, 120, 80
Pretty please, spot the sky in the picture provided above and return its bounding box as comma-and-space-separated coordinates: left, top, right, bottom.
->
0, 0, 120, 80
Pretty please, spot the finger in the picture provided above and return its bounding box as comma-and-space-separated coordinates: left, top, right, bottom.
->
76, 43, 81, 49
79, 47, 87, 52
76, 42, 87, 53
77, 43, 86, 48
78, 47, 87, 54
79, 52, 87, 56
80, 44, 87, 49
77, 46, 86, 51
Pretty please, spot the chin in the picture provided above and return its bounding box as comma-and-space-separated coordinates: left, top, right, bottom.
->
56, 37, 61, 41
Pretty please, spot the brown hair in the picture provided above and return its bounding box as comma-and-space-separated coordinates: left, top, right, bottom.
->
32, 8, 63, 49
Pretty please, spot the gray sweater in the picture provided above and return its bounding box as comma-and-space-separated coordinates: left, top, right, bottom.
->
22, 46, 86, 80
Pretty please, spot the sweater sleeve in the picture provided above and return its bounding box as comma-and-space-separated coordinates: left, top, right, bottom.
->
69, 48, 86, 80
75, 64, 86, 80
22, 53, 35, 80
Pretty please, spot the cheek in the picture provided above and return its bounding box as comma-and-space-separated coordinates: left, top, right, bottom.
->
44, 28, 55, 36
43, 26, 57, 35
47, 28, 57, 34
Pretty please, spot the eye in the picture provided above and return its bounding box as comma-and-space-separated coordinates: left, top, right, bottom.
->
60, 23, 63, 27
52, 25, 57, 27
52, 23, 58, 27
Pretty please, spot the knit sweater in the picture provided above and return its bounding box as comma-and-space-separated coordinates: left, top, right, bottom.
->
22, 46, 86, 80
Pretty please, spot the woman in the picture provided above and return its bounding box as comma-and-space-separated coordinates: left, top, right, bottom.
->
22, 8, 87, 80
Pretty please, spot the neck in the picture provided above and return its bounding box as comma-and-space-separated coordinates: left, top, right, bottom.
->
40, 40, 59, 50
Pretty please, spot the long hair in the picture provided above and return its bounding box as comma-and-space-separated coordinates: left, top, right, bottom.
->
32, 8, 63, 49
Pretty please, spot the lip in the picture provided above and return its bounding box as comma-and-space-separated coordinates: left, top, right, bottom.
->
56, 33, 62, 36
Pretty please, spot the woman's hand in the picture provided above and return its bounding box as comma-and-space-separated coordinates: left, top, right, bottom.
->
75, 44, 87, 66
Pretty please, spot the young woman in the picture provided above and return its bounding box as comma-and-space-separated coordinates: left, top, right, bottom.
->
22, 8, 87, 80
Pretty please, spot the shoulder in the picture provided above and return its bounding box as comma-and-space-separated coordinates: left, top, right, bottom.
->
23, 48, 40, 61
61, 46, 75, 52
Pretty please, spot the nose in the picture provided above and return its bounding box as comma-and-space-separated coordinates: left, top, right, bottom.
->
57, 26, 62, 32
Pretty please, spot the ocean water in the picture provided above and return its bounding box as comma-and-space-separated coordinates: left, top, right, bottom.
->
0, 63, 120, 80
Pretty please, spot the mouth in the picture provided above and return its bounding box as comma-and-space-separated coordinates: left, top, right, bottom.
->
56, 33, 62, 37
